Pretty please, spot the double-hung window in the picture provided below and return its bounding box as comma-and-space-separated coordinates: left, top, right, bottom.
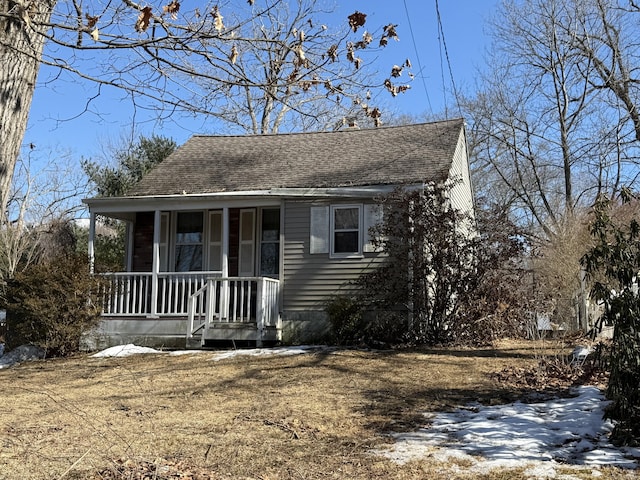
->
331, 205, 362, 257
174, 211, 204, 272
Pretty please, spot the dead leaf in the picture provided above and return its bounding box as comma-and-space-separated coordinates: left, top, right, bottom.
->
229, 45, 238, 64
163, 0, 180, 19
347, 11, 366, 32
135, 6, 153, 33
383, 23, 399, 41
405, 58, 412, 68
248, 0, 255, 5
391, 65, 403, 77
379, 36, 388, 47
362, 31, 373, 45
90, 28, 99, 41
327, 44, 338, 62
85, 14, 99, 29
346, 43, 355, 63
212, 6, 224, 32
354, 57, 362, 70
384, 79, 397, 96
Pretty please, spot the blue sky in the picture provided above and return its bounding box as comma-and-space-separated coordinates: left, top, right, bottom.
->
23, 1, 497, 162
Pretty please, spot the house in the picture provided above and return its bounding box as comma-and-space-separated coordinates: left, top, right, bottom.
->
82, 119, 474, 349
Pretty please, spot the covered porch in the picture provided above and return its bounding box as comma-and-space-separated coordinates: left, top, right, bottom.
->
84, 195, 283, 348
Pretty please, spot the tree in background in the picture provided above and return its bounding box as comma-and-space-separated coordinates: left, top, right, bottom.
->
79, 134, 177, 270
83, 134, 176, 197
1, 0, 409, 218
466, 0, 640, 238
0, 149, 89, 299
582, 190, 640, 446
464, 0, 640, 331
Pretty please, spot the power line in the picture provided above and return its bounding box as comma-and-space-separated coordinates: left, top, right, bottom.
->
435, 0, 463, 118
402, 0, 433, 115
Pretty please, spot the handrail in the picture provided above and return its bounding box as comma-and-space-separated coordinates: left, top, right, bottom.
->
99, 271, 222, 316
186, 277, 281, 343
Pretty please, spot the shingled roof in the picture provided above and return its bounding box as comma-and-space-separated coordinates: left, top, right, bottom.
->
128, 119, 465, 197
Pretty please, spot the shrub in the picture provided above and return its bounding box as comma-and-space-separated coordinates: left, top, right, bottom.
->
326, 294, 411, 347
581, 191, 640, 446
326, 295, 365, 345
4, 253, 105, 357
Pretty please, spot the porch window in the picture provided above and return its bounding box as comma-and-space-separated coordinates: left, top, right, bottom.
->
331, 205, 362, 257
260, 208, 280, 277
175, 211, 204, 271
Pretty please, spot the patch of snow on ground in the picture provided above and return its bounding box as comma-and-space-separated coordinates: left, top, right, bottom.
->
88, 344, 327, 361
210, 345, 328, 361
0, 345, 45, 369
91, 344, 163, 358
379, 385, 640, 474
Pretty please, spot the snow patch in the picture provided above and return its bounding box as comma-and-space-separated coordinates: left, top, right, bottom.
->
378, 385, 640, 473
210, 345, 327, 361
91, 344, 163, 358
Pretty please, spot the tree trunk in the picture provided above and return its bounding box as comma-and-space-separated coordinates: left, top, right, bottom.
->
0, 1, 55, 221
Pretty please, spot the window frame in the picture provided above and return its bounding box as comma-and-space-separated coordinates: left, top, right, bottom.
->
172, 210, 205, 272
330, 204, 363, 258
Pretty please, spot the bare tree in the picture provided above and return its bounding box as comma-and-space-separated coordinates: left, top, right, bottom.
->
0, 0, 409, 218
465, 0, 640, 239
0, 147, 90, 292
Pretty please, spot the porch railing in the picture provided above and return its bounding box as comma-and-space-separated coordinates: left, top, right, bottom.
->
100, 272, 222, 316
187, 277, 280, 339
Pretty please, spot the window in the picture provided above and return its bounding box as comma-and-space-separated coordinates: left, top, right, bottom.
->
331, 205, 362, 257
260, 208, 280, 277
174, 211, 204, 271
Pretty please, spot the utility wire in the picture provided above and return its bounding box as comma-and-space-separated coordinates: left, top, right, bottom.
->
435, 0, 463, 118
402, 0, 433, 115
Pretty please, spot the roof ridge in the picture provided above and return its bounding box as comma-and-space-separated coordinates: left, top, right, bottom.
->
191, 118, 463, 139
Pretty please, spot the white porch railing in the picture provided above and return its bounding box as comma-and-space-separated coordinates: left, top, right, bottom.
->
187, 277, 280, 339
100, 272, 222, 316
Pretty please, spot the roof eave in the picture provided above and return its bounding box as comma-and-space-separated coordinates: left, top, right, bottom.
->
83, 183, 427, 214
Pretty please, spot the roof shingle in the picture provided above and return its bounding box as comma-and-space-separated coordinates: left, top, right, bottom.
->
128, 119, 464, 196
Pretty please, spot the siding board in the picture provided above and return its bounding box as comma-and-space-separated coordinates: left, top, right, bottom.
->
283, 200, 384, 311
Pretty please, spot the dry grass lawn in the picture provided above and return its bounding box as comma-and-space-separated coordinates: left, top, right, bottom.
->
0, 340, 636, 480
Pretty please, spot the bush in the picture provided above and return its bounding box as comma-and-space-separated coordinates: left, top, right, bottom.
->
581, 191, 640, 446
326, 295, 365, 345
326, 294, 411, 347
4, 253, 105, 357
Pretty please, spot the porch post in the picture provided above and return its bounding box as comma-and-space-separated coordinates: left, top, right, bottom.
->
256, 278, 264, 347
150, 209, 161, 317
88, 211, 96, 274
222, 207, 229, 277
221, 207, 230, 320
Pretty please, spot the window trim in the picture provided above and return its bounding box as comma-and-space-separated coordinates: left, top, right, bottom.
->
172, 210, 205, 272
330, 204, 363, 258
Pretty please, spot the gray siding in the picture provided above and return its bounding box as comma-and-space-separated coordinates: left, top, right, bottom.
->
447, 128, 475, 218
282, 199, 384, 312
